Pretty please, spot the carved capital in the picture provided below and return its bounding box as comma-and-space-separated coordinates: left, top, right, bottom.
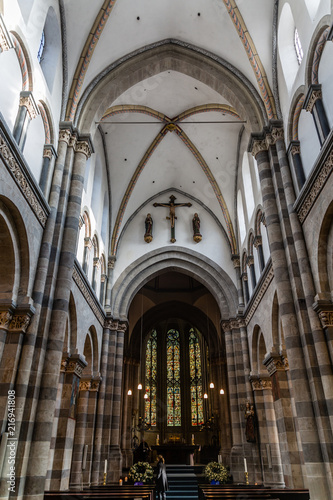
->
242, 272, 248, 282
263, 353, 285, 376
69, 134, 77, 149
253, 236, 262, 249
80, 379, 91, 391
10, 312, 32, 333
75, 139, 93, 158
305, 88, 322, 113
221, 321, 231, 332
100, 273, 107, 283
90, 376, 102, 392
237, 318, 246, 329
84, 237, 92, 250
61, 355, 70, 373
250, 376, 262, 391
318, 311, 333, 328
229, 319, 240, 330
59, 128, 72, 144
104, 319, 119, 331
108, 256, 116, 269
43, 145, 56, 160
291, 144, 300, 156
19, 92, 39, 120
251, 139, 268, 158
247, 256, 254, 267
260, 377, 272, 390
266, 127, 284, 146
0, 310, 13, 330
118, 322, 128, 333
67, 355, 87, 377
232, 255, 240, 268
93, 257, 100, 269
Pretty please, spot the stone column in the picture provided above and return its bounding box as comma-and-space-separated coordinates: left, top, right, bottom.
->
82, 237, 92, 274
91, 318, 117, 485
304, 85, 330, 145
242, 272, 250, 304
121, 358, 133, 468
253, 236, 265, 272
99, 274, 107, 307
22, 136, 93, 500
258, 377, 285, 487
0, 307, 14, 366
231, 255, 245, 310
39, 144, 57, 199
250, 376, 267, 485
287, 141, 305, 191
104, 256, 116, 313
313, 304, 333, 366
249, 133, 332, 498
92, 257, 100, 292
12, 91, 39, 149
222, 321, 243, 482
49, 355, 87, 491
247, 256, 256, 290
264, 352, 305, 488
83, 376, 101, 486
109, 321, 127, 483
69, 376, 91, 490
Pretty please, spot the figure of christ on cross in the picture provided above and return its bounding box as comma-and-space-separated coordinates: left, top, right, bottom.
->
153, 195, 192, 243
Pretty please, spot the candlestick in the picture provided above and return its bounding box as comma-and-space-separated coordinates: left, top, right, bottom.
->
103, 473, 107, 486
244, 471, 249, 485
243, 457, 247, 473
191, 434, 194, 445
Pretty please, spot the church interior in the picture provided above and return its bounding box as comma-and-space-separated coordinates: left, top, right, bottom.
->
0, 1, 333, 499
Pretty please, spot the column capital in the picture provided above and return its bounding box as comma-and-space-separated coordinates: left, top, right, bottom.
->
313, 300, 333, 328
80, 378, 91, 391
287, 140, 301, 157
93, 257, 100, 268
266, 125, 284, 147
263, 352, 286, 376
84, 236, 92, 249
118, 321, 128, 333
253, 235, 262, 249
0, 308, 14, 331
19, 91, 39, 120
8, 305, 35, 333
108, 256, 116, 269
75, 135, 94, 158
104, 318, 119, 331
61, 354, 70, 373
66, 353, 88, 377
304, 84, 322, 113
0, 15, 13, 51
231, 254, 240, 268
43, 144, 57, 159
260, 377, 272, 390
90, 376, 102, 392
250, 138, 268, 158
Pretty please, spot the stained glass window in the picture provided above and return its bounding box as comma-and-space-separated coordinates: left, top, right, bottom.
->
145, 329, 157, 426
189, 329, 204, 426
166, 329, 181, 426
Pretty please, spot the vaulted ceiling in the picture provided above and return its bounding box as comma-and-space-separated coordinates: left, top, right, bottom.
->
62, 0, 277, 255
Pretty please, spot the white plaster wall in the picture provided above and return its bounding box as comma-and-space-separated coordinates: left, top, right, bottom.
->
113, 197, 236, 287
319, 41, 333, 129
0, 48, 22, 131
23, 113, 45, 182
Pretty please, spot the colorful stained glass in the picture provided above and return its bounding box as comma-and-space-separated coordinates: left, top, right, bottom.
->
145, 329, 157, 426
166, 329, 181, 426
189, 328, 204, 426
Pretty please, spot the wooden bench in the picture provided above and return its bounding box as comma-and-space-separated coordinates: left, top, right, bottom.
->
44, 485, 155, 500
198, 484, 309, 500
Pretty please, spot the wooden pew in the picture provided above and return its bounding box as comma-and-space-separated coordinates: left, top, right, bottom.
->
198, 484, 309, 500
44, 484, 155, 500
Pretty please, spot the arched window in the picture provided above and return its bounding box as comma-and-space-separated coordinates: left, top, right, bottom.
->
37, 30, 45, 63
166, 329, 181, 426
189, 329, 204, 426
39, 7, 61, 90
145, 329, 157, 426
294, 29, 303, 65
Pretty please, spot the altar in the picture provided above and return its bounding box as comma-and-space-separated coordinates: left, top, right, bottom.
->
151, 444, 199, 465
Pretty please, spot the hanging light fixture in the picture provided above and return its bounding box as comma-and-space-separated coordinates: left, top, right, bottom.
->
144, 393, 148, 399
127, 389, 132, 396
204, 393, 208, 399
220, 389, 224, 395
137, 383, 142, 390
210, 382, 214, 389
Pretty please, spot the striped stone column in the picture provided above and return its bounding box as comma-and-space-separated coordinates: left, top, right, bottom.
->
69, 376, 91, 490
12, 91, 38, 149
222, 321, 243, 482
314, 306, 333, 366
264, 352, 304, 488
259, 376, 285, 487
22, 136, 93, 499
231, 255, 245, 308
49, 355, 87, 491
0, 308, 13, 362
121, 358, 133, 468
109, 321, 127, 483
104, 257, 116, 313
91, 318, 118, 485
40, 144, 57, 199
83, 376, 101, 486
250, 376, 267, 485
250, 133, 332, 497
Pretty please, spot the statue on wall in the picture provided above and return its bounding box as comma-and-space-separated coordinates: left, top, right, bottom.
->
244, 401, 256, 443
144, 213, 153, 243
192, 213, 202, 243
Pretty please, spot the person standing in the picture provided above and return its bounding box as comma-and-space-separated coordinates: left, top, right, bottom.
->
156, 455, 169, 500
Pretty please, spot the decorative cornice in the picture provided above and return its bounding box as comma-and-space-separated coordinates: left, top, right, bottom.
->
80, 379, 91, 391
0, 14, 13, 51
72, 260, 105, 325
244, 260, 274, 324
0, 130, 48, 227
297, 147, 333, 224
19, 92, 39, 120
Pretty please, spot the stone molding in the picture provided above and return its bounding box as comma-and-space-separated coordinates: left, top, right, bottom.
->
0, 310, 13, 330
72, 260, 105, 325
80, 379, 91, 391
264, 353, 286, 376
0, 130, 48, 227
244, 262, 274, 325
0, 14, 13, 52
297, 148, 333, 223
304, 86, 322, 113
67, 355, 87, 377
19, 92, 39, 120
253, 236, 262, 249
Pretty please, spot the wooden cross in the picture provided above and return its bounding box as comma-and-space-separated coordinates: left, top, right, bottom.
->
153, 195, 192, 243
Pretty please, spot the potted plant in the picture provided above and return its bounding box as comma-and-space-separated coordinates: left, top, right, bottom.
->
128, 461, 154, 485
203, 461, 229, 485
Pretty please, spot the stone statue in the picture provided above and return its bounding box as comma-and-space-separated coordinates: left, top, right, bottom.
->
144, 213, 153, 243
244, 401, 256, 443
192, 213, 202, 243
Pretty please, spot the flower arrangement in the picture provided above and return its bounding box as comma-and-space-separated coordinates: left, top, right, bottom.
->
204, 461, 229, 484
128, 461, 154, 484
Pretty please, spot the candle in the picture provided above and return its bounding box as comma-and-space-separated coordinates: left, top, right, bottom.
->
119, 479, 123, 486
125, 477, 128, 483
104, 459, 107, 474
191, 434, 194, 444
244, 457, 247, 473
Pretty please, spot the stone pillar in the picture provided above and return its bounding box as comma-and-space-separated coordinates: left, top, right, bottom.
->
104, 256, 116, 313
99, 274, 107, 306
82, 237, 92, 274
287, 141, 305, 191
109, 321, 127, 483
258, 377, 285, 487
249, 132, 332, 498
254, 236, 265, 272
264, 352, 305, 488
313, 303, 333, 366
304, 85, 330, 146
39, 144, 57, 199
22, 135, 94, 500
222, 321, 243, 482
0, 307, 14, 365
242, 272, 250, 303
231, 255, 244, 309
92, 257, 100, 292
83, 376, 101, 486
247, 256, 256, 290
12, 91, 39, 149
69, 376, 91, 490
121, 358, 133, 468
50, 355, 87, 491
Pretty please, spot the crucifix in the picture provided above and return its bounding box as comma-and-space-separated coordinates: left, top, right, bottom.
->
153, 195, 192, 243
